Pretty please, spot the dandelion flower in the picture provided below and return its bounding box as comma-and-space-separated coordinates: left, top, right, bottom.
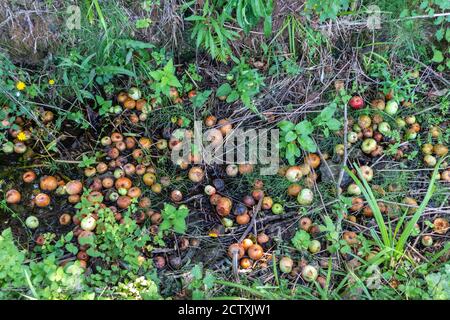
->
16, 81, 26, 91
17, 131, 27, 141
48, 79, 55, 85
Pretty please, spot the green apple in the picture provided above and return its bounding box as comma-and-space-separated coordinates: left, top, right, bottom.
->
361, 138, 377, 154
385, 100, 398, 115
25, 216, 39, 229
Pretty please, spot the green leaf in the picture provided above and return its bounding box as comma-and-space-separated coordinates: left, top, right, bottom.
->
436, 28, 444, 41
86, 247, 101, 258
191, 264, 203, 280
191, 90, 212, 108
226, 90, 239, 103
173, 219, 186, 234
96, 66, 136, 78
163, 59, 176, 74
284, 130, 297, 142
203, 273, 215, 289
117, 39, 155, 49
298, 135, 317, 152
286, 150, 296, 165
432, 49, 444, 63
291, 230, 311, 250
295, 120, 314, 135
167, 74, 182, 87
185, 15, 205, 22
135, 18, 152, 29
278, 120, 295, 132
326, 118, 341, 131
65, 243, 78, 255
217, 83, 232, 97
317, 104, 337, 122
263, 15, 272, 38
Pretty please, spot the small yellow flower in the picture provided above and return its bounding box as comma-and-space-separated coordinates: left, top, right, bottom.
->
16, 81, 26, 91
17, 131, 27, 142
208, 232, 218, 238
48, 79, 55, 85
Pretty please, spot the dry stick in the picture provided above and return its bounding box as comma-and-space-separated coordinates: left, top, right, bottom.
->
336, 96, 349, 194
239, 197, 263, 243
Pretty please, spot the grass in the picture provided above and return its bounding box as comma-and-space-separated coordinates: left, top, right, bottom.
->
345, 157, 445, 264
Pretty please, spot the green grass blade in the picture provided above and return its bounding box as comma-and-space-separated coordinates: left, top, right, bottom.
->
395, 158, 443, 254
345, 165, 391, 248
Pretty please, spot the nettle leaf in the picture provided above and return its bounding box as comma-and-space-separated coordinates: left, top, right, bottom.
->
295, 120, 314, 135
298, 134, 317, 152
167, 74, 182, 88
284, 130, 297, 142
149, 70, 163, 81
163, 59, 176, 74
278, 120, 295, 132
216, 83, 232, 97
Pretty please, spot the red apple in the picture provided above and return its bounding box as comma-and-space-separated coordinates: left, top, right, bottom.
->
349, 96, 364, 110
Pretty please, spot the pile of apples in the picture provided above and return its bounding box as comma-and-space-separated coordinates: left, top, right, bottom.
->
228, 234, 270, 270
